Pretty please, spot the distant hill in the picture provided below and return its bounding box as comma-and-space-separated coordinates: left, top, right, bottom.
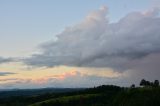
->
0, 88, 83, 98
0, 85, 160, 106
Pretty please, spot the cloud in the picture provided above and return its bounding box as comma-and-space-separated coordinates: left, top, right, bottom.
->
0, 78, 19, 82
23, 6, 160, 74
123, 53, 160, 84
0, 72, 15, 76
0, 57, 13, 64
0, 71, 123, 89
151, 0, 160, 8
30, 71, 79, 84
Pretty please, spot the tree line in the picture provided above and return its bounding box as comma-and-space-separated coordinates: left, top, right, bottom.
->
140, 79, 159, 87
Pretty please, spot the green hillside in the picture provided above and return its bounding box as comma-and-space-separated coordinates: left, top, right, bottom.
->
29, 86, 160, 106
0, 84, 160, 106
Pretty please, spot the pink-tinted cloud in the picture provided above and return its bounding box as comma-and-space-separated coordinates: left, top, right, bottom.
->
0, 70, 122, 89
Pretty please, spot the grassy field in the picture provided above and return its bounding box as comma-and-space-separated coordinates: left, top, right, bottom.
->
29, 94, 101, 106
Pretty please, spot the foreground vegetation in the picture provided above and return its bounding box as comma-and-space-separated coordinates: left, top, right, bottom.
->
29, 86, 160, 106
0, 80, 160, 106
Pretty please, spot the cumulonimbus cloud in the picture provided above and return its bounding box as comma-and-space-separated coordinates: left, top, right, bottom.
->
23, 6, 160, 72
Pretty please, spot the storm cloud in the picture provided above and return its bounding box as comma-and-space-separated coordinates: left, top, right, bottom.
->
23, 6, 160, 72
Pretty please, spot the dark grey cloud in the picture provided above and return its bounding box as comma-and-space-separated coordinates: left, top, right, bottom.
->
23, 7, 160, 73
123, 53, 160, 84
0, 72, 15, 76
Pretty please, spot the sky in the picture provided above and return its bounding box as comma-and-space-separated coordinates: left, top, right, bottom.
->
0, 0, 160, 89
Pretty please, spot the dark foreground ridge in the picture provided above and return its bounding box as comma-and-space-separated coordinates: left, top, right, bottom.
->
0, 80, 160, 106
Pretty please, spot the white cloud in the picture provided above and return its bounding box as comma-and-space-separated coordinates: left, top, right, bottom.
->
3, 6, 156, 87
23, 6, 160, 72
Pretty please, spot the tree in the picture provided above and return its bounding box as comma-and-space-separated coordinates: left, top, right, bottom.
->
140, 79, 146, 87
145, 81, 151, 86
154, 80, 159, 87
140, 79, 159, 87
140, 79, 151, 87
130, 84, 135, 88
